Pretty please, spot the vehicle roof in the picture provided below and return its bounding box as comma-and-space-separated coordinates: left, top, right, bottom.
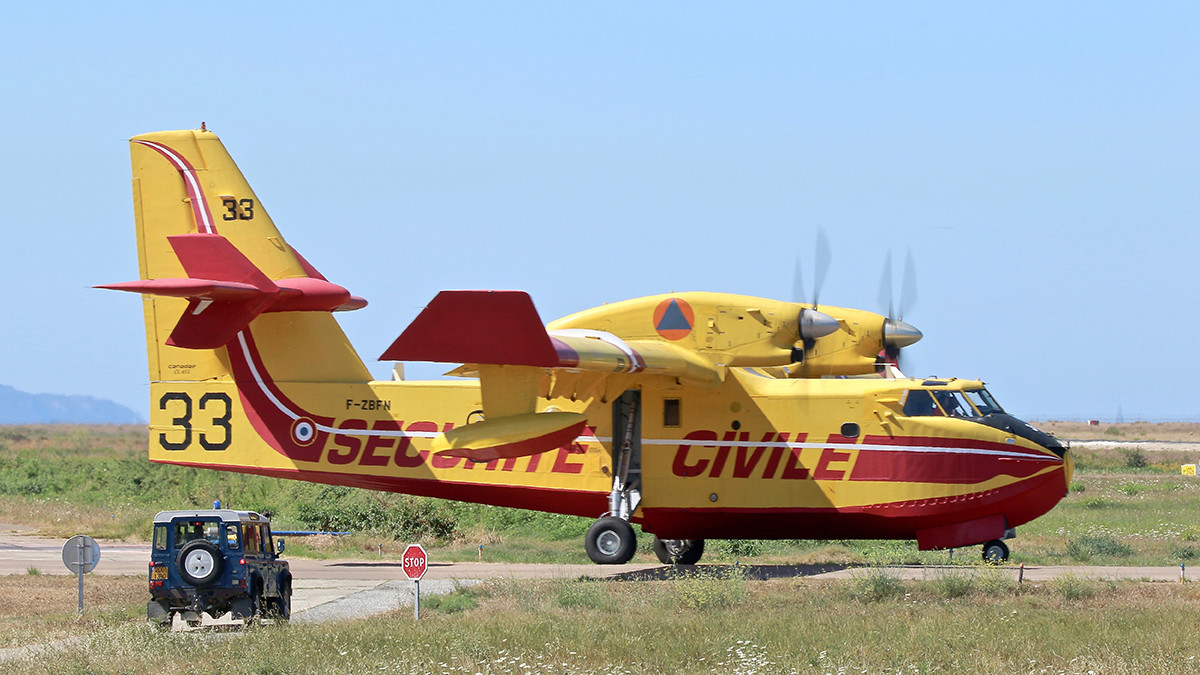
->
152, 509, 267, 524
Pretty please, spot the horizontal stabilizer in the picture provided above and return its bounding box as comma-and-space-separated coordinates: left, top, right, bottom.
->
381, 291, 559, 366
431, 411, 588, 463
97, 234, 365, 349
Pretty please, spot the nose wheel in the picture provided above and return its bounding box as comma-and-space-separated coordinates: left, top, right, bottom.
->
982, 539, 1009, 563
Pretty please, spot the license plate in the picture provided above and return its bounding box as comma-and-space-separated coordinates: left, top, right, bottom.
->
150, 566, 168, 580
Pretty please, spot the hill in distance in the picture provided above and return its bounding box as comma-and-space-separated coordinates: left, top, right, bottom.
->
0, 384, 143, 424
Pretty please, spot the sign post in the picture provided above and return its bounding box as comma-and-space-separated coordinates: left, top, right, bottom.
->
401, 544, 428, 620
61, 535, 101, 613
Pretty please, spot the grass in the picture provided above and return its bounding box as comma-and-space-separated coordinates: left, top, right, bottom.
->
7, 573, 1200, 674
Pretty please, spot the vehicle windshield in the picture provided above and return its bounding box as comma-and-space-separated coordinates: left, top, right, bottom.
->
965, 388, 1005, 415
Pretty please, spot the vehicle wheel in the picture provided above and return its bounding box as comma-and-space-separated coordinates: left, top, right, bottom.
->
177, 540, 223, 586
266, 583, 291, 622
982, 539, 1009, 563
585, 516, 636, 564
652, 537, 705, 565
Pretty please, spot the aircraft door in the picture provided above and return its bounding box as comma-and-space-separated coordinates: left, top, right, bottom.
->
609, 390, 642, 520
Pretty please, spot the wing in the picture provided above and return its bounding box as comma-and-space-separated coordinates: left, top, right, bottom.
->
380, 290, 725, 462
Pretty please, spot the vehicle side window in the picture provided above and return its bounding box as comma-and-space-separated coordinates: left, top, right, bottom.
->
902, 390, 938, 417
244, 524, 261, 554
225, 525, 241, 550
262, 527, 275, 555
153, 525, 168, 551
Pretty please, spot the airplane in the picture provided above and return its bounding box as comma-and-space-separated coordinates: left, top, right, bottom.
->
100, 128, 1073, 566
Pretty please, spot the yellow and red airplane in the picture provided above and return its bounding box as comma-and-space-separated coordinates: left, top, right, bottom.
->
100, 128, 1072, 565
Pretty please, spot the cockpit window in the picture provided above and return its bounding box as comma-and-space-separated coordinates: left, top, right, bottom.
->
902, 390, 939, 417
902, 389, 982, 418
965, 389, 1004, 415
933, 391, 978, 418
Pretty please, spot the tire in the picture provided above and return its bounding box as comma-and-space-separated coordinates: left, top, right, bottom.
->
266, 581, 291, 622
177, 540, 223, 586
585, 516, 636, 564
652, 537, 706, 565
982, 539, 1010, 564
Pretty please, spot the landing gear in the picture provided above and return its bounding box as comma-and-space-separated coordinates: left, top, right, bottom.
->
585, 516, 637, 564
583, 390, 643, 565
982, 539, 1009, 563
652, 537, 705, 565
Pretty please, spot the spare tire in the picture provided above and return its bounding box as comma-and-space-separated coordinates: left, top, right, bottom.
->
177, 540, 223, 586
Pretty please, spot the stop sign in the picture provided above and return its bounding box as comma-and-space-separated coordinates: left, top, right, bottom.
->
401, 544, 427, 580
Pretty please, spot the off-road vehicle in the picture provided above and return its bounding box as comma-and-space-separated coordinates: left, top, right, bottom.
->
147, 509, 291, 627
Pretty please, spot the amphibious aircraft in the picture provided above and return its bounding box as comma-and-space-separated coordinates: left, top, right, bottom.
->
100, 128, 1072, 565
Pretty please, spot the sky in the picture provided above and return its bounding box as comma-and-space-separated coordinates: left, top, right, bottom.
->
1, 3, 1197, 423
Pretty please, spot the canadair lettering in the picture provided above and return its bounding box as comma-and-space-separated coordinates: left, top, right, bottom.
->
671, 430, 857, 480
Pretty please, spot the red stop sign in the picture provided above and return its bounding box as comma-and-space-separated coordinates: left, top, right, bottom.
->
401, 544, 427, 580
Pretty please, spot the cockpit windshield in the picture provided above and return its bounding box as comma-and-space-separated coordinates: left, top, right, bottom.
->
902, 388, 1003, 418
964, 388, 1004, 415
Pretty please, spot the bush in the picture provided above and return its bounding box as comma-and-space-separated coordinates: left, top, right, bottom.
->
712, 539, 764, 558
928, 569, 973, 599
1050, 573, 1098, 601
1120, 447, 1148, 468
291, 485, 458, 541
1066, 534, 1133, 560
845, 568, 906, 602
1068, 481, 1086, 493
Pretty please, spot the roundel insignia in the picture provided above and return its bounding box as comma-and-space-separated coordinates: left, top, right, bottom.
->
291, 418, 317, 446
654, 298, 694, 340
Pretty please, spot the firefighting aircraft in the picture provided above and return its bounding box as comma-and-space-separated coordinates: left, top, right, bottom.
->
100, 128, 1072, 565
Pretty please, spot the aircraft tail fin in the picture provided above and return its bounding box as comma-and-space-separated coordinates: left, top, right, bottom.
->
101, 128, 371, 384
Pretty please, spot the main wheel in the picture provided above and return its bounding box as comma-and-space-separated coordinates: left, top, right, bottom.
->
585, 516, 637, 564
982, 539, 1010, 563
177, 540, 223, 586
652, 537, 706, 565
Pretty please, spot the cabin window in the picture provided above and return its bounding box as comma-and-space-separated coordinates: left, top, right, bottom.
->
153, 525, 168, 551
903, 389, 982, 418
933, 391, 979, 418
663, 399, 681, 427
840, 423, 860, 438
174, 520, 220, 549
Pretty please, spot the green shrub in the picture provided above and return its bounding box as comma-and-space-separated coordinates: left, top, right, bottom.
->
714, 539, 764, 558
928, 569, 973, 599
1066, 534, 1133, 560
1050, 573, 1097, 601
845, 568, 906, 602
1068, 481, 1086, 493
1120, 448, 1148, 468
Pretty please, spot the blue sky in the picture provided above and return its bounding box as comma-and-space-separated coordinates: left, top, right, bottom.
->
1, 3, 1197, 422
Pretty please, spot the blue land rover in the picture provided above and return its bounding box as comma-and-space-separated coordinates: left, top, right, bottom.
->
148, 509, 291, 626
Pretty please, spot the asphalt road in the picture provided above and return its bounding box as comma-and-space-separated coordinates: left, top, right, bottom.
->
2, 532, 1191, 621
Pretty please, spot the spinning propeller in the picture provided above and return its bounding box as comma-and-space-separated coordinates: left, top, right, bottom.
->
877, 249, 922, 370
791, 229, 840, 363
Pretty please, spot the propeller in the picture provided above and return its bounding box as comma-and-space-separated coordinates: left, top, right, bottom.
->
877, 249, 922, 371
791, 228, 839, 363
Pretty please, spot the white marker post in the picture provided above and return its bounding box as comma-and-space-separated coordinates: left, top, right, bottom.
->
61, 535, 100, 613
401, 544, 428, 620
